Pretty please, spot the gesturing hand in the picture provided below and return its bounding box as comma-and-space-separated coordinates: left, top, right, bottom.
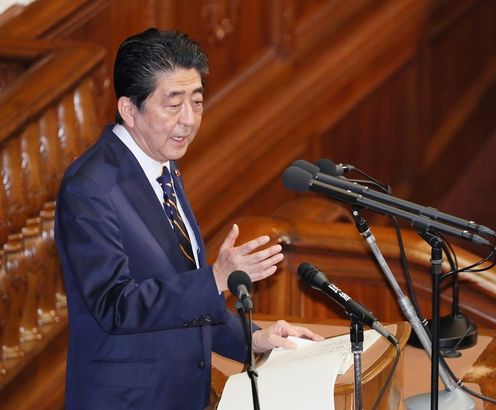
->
212, 224, 284, 292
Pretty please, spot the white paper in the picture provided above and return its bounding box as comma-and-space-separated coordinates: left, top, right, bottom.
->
217, 330, 381, 410
325, 330, 382, 374
218, 349, 344, 410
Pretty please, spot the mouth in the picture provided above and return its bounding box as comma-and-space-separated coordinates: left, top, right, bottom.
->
170, 135, 188, 144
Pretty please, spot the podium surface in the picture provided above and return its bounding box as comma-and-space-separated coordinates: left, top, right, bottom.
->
212, 318, 411, 409
213, 317, 496, 409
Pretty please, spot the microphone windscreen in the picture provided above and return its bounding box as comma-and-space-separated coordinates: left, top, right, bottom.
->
227, 270, 252, 296
282, 166, 313, 192
292, 160, 319, 177
297, 262, 328, 288
315, 159, 338, 176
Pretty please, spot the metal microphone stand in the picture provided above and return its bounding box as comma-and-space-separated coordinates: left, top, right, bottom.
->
350, 315, 364, 410
236, 302, 261, 410
351, 210, 474, 410
417, 230, 443, 409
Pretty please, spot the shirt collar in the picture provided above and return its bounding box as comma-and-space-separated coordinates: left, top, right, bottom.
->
112, 123, 169, 182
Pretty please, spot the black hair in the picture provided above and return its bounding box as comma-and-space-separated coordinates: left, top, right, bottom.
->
113, 28, 209, 124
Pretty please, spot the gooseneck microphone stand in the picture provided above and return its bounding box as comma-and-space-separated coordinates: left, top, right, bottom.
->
350, 316, 364, 410
351, 210, 474, 410
236, 303, 260, 410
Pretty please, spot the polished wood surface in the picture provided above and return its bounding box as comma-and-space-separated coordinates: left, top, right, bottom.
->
463, 329, 496, 409
211, 318, 411, 410
2, 0, 494, 241
212, 317, 496, 409
0, 5, 106, 405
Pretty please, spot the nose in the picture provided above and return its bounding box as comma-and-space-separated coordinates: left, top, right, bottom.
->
179, 102, 195, 126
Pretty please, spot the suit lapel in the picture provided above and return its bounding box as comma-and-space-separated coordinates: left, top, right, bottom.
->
107, 135, 188, 270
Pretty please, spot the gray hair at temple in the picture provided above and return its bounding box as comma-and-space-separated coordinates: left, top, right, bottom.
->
113, 28, 209, 124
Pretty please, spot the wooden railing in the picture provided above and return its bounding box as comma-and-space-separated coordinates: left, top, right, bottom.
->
0, 33, 105, 405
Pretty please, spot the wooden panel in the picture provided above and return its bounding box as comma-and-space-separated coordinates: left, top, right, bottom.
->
425, 0, 496, 135
319, 62, 420, 198
157, 0, 273, 94
9, 0, 493, 242
183, 0, 430, 239
2, 2, 495, 241
314, 0, 496, 229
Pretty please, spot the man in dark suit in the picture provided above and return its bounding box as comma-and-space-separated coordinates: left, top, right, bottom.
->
55, 29, 321, 410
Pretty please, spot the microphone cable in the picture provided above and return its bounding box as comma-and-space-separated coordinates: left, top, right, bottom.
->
371, 341, 401, 410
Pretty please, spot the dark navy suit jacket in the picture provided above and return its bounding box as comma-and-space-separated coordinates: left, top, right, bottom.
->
55, 126, 247, 409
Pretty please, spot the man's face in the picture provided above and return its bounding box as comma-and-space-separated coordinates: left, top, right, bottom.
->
124, 68, 204, 163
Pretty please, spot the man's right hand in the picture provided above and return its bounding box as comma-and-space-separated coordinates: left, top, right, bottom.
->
212, 224, 284, 292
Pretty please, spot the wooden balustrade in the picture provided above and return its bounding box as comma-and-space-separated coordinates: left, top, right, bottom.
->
0, 24, 105, 403
2, 234, 27, 360
20, 218, 44, 343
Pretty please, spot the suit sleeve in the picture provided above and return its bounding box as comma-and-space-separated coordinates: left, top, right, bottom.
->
55, 173, 227, 334
211, 310, 261, 362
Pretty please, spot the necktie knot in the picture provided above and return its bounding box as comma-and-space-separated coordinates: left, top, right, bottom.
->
157, 167, 176, 219
157, 166, 174, 197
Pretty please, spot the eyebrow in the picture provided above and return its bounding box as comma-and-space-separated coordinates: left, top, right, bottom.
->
166, 87, 204, 98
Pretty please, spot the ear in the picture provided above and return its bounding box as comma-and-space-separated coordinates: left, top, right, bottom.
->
117, 96, 136, 128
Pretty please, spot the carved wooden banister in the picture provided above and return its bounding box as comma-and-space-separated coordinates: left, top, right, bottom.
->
0, 38, 105, 140
0, 32, 105, 403
0, 38, 104, 233
0, 0, 105, 40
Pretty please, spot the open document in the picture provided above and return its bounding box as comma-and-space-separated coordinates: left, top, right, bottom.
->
217, 330, 381, 410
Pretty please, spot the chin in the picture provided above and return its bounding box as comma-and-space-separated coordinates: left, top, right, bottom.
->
168, 149, 189, 161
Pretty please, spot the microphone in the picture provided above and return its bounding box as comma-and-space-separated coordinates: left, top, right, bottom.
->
315, 158, 354, 176
311, 159, 495, 237
313, 158, 391, 193
283, 166, 493, 248
297, 262, 396, 343
227, 270, 253, 311
282, 165, 491, 246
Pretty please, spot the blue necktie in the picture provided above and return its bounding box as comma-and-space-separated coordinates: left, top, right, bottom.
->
157, 167, 196, 268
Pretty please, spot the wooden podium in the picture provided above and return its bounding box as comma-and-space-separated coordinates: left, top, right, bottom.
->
211, 317, 411, 410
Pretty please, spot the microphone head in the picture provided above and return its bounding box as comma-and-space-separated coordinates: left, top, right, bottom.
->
297, 262, 328, 288
282, 166, 313, 192
315, 158, 355, 176
315, 159, 338, 176
292, 160, 319, 177
227, 270, 252, 296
